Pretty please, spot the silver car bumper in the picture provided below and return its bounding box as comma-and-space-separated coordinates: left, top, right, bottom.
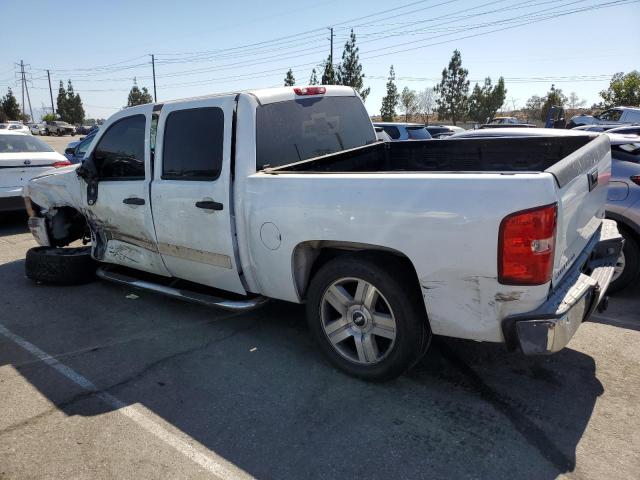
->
503, 219, 623, 355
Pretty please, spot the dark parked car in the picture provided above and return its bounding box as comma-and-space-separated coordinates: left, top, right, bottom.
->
373, 122, 432, 140
425, 125, 465, 138
75, 125, 98, 135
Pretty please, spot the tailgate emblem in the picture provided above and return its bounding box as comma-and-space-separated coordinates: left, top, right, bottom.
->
587, 168, 598, 191
23, 160, 31, 165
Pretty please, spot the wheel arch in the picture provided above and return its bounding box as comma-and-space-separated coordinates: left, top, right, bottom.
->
605, 211, 640, 241
291, 240, 423, 302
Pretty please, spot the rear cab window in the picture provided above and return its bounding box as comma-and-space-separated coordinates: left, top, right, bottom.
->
256, 95, 376, 169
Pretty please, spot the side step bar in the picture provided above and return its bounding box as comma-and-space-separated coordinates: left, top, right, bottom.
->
96, 266, 268, 312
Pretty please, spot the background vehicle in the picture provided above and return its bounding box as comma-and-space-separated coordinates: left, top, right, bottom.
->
568, 107, 640, 129
605, 134, 640, 292
425, 125, 464, 138
45, 120, 75, 136
2, 122, 31, 134
64, 129, 97, 163
75, 125, 96, 135
373, 122, 432, 140
24, 87, 620, 381
0, 131, 72, 212
607, 125, 640, 135
481, 117, 536, 129
28, 123, 46, 135
374, 126, 392, 142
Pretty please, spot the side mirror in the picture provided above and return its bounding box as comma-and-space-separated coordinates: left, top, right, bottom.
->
65, 147, 76, 156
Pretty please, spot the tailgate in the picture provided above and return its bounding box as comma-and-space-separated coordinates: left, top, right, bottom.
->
547, 134, 611, 284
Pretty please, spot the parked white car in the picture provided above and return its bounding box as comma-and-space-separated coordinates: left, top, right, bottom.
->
0, 131, 73, 212
0, 122, 31, 134
23, 86, 621, 381
28, 123, 47, 135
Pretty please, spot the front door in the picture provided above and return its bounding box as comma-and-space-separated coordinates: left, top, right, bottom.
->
85, 109, 169, 276
151, 96, 245, 294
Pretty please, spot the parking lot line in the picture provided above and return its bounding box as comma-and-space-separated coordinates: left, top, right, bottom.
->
0, 322, 253, 480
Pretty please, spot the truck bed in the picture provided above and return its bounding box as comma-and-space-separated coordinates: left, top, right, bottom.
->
268, 135, 594, 174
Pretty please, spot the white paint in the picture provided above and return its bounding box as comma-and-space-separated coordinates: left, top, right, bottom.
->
0, 323, 253, 480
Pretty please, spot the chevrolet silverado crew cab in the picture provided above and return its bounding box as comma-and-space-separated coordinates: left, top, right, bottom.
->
22, 86, 622, 381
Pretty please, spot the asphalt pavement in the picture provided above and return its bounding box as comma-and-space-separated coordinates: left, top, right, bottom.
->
0, 136, 638, 479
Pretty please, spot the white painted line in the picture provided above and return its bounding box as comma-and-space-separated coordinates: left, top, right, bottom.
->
0, 323, 253, 480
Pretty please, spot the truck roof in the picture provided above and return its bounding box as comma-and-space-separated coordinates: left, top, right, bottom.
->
152, 85, 357, 108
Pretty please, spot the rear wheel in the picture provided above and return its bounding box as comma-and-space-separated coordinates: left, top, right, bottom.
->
609, 230, 640, 293
306, 255, 430, 381
25, 246, 97, 285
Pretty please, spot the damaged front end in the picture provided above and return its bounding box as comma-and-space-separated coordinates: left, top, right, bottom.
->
23, 168, 90, 248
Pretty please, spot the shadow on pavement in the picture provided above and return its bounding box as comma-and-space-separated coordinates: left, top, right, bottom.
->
0, 211, 29, 237
0, 257, 603, 479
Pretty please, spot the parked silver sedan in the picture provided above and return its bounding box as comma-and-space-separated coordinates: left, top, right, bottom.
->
606, 133, 640, 292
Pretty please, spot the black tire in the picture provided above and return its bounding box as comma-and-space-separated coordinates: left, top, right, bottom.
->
609, 230, 640, 294
25, 246, 97, 285
45, 129, 50, 136
306, 255, 431, 381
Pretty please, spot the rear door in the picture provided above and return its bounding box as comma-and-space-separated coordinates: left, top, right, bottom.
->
151, 96, 246, 294
547, 134, 611, 284
85, 109, 169, 276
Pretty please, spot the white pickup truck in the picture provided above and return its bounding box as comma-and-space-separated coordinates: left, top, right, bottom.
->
23, 86, 622, 381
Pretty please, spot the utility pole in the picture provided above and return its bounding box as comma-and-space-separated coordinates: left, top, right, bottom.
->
151, 54, 157, 102
20, 60, 25, 119
47, 69, 55, 115
328, 27, 334, 66
24, 74, 33, 122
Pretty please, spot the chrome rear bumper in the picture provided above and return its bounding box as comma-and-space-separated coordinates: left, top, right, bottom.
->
503, 219, 623, 355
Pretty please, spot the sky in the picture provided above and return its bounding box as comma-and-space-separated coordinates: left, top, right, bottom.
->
1, 0, 639, 121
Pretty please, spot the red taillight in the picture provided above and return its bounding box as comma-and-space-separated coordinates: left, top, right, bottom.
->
498, 204, 557, 285
52, 160, 72, 168
293, 86, 326, 96
631, 175, 640, 186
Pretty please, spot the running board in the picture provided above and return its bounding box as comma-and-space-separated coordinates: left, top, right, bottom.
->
96, 266, 268, 312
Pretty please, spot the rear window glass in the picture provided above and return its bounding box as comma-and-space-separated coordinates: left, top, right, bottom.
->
0, 135, 55, 153
256, 96, 376, 169
407, 126, 431, 140
381, 126, 400, 139
612, 143, 640, 162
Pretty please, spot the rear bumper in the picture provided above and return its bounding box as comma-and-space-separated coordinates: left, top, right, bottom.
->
502, 219, 623, 355
0, 190, 26, 212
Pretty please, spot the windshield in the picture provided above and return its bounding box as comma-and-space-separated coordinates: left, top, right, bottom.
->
0, 134, 55, 153
407, 126, 432, 140
256, 96, 376, 169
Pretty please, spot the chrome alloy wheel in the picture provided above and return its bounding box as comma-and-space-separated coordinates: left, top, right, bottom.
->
612, 250, 626, 283
320, 277, 397, 365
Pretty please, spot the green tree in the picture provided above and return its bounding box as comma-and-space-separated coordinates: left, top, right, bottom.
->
63, 80, 85, 124
400, 87, 418, 121
127, 83, 154, 106
284, 69, 296, 87
541, 84, 567, 122
380, 65, 400, 122
321, 56, 336, 85
600, 71, 640, 108
336, 29, 370, 101
41, 112, 57, 122
0, 87, 21, 120
56, 81, 68, 121
309, 68, 318, 85
467, 77, 507, 123
435, 50, 469, 125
